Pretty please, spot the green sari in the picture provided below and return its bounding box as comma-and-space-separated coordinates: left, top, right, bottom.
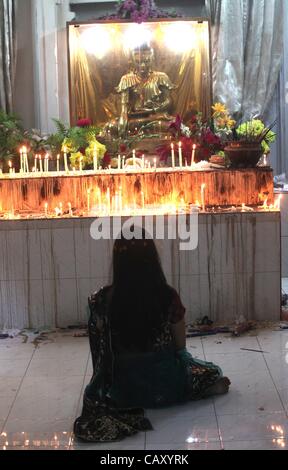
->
74, 287, 222, 443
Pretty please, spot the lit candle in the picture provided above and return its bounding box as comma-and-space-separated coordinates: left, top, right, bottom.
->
201, 183, 206, 212
39, 155, 43, 173
68, 202, 73, 217
178, 142, 183, 168
23, 146, 29, 173
34, 155, 38, 173
154, 158, 157, 170
79, 156, 83, 172
20, 148, 23, 173
118, 155, 121, 171
45, 154, 49, 173
142, 154, 145, 169
171, 143, 175, 168
8, 161, 13, 175
57, 154, 60, 172
63, 147, 68, 172
191, 144, 197, 167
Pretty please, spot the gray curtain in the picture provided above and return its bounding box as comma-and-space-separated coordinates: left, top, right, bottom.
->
207, 0, 284, 119
0, 0, 16, 113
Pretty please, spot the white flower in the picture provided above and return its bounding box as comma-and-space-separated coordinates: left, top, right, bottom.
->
180, 124, 191, 138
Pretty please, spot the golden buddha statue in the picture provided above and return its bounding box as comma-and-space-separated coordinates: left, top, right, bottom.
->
105, 44, 176, 139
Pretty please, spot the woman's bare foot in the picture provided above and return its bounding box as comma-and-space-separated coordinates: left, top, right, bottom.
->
202, 377, 231, 398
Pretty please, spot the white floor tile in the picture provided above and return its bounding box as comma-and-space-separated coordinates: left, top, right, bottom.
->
204, 351, 268, 374
6, 376, 84, 429
0, 359, 31, 377
145, 415, 220, 446
214, 369, 284, 416
146, 442, 222, 450
26, 354, 88, 377
146, 400, 215, 423
202, 334, 262, 355
218, 412, 288, 442
0, 342, 35, 359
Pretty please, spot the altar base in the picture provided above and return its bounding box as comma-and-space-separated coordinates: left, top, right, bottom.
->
0, 211, 281, 329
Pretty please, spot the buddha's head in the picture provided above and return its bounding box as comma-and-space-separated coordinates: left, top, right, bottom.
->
131, 44, 154, 78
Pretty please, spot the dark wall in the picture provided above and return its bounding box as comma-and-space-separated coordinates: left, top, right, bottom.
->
69, 0, 208, 21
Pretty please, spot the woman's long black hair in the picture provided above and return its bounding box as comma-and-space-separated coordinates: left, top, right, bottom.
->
110, 231, 169, 352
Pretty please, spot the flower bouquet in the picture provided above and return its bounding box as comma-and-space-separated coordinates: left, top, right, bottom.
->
224, 119, 276, 168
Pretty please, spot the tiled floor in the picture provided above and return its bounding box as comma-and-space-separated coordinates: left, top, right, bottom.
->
1, 327, 288, 451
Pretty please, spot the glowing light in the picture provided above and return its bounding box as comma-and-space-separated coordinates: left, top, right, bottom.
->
163, 22, 196, 53
80, 26, 113, 58
123, 24, 153, 51
186, 436, 199, 444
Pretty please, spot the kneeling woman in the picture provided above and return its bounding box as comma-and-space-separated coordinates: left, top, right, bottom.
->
74, 235, 230, 443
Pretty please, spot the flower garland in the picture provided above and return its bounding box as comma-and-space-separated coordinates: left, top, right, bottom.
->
100, 0, 181, 23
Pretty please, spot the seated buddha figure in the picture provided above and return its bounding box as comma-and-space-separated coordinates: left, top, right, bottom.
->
108, 44, 176, 138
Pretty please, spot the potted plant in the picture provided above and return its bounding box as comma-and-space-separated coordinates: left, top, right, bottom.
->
224, 119, 276, 169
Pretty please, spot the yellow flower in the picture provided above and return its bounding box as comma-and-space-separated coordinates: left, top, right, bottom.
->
212, 103, 227, 115
227, 119, 236, 128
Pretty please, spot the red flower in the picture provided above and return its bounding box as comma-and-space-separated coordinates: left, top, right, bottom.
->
169, 114, 182, 136
202, 129, 221, 146
119, 144, 127, 153
102, 151, 112, 169
77, 118, 92, 128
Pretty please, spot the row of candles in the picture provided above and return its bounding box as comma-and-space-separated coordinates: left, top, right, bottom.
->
5, 143, 198, 176
41, 183, 206, 218
41, 191, 281, 219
